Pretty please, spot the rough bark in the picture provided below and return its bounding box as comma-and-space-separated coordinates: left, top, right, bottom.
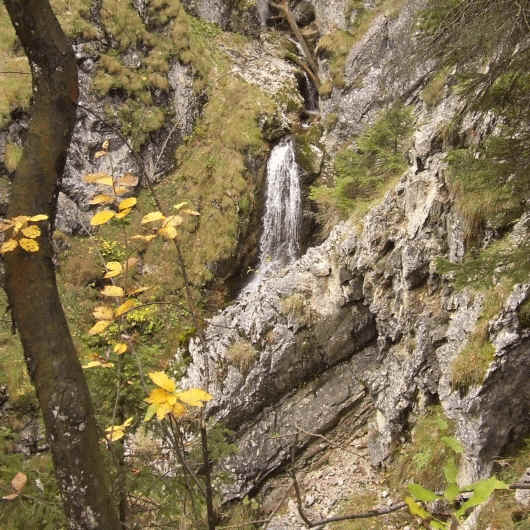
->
3, 1, 120, 528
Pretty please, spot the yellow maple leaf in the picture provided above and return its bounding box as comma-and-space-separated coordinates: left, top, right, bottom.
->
0, 239, 18, 253
83, 172, 113, 183
113, 343, 128, 355
29, 214, 48, 222
115, 208, 131, 219
176, 389, 213, 408
21, 225, 41, 239
115, 299, 137, 317
19, 238, 39, 252
182, 208, 200, 216
102, 139, 110, 150
145, 388, 173, 404
148, 371, 176, 393
156, 402, 173, 421
164, 215, 183, 227
0, 220, 13, 232
173, 202, 188, 211
89, 194, 114, 205
130, 234, 157, 242
103, 261, 122, 279
94, 150, 107, 159
141, 211, 165, 224
119, 197, 137, 211
88, 320, 111, 335
83, 360, 114, 369
92, 305, 114, 320
172, 402, 187, 418
101, 285, 125, 297
158, 225, 178, 240
127, 286, 150, 296
90, 210, 115, 226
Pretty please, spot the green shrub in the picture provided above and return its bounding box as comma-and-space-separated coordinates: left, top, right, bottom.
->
310, 104, 413, 228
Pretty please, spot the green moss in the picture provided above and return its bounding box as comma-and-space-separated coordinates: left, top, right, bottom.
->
316, 30, 355, 88
422, 68, 450, 107
3, 142, 22, 173
280, 293, 311, 324
451, 286, 507, 392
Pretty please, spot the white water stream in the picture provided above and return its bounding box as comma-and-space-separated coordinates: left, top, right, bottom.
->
258, 136, 302, 271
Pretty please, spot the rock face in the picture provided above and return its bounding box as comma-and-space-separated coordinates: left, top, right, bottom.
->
185, 0, 530, 506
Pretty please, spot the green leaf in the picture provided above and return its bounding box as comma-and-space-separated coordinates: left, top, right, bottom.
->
405, 496, 431, 519
144, 403, 157, 422
443, 457, 459, 484
444, 483, 460, 502
441, 436, 464, 454
455, 476, 509, 519
431, 520, 449, 529
408, 483, 439, 502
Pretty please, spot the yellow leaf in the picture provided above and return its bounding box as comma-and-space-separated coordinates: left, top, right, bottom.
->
148, 371, 176, 393
141, 211, 165, 224
0, 239, 18, 253
12, 215, 29, 225
145, 388, 173, 404
158, 225, 178, 240
92, 305, 114, 320
105, 428, 125, 442
172, 402, 187, 418
115, 208, 131, 219
103, 261, 122, 279
176, 389, 213, 407
130, 234, 157, 242
173, 201, 188, 211
21, 225, 41, 239
90, 210, 115, 226
94, 150, 107, 159
164, 215, 183, 227
102, 139, 110, 150
113, 185, 130, 195
119, 197, 137, 211
29, 214, 48, 222
83, 360, 114, 369
89, 194, 114, 205
182, 209, 200, 216
113, 343, 128, 355
2, 472, 27, 500
88, 320, 111, 335
127, 286, 150, 296
122, 416, 134, 427
11, 472, 27, 493
0, 220, 13, 231
19, 238, 39, 252
117, 173, 138, 187
156, 402, 172, 421
83, 172, 113, 183
115, 299, 137, 317
101, 285, 125, 297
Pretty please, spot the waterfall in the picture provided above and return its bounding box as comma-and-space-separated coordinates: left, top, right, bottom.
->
258, 136, 302, 270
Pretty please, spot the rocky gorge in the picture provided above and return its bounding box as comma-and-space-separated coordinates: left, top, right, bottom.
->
0, 0, 528, 527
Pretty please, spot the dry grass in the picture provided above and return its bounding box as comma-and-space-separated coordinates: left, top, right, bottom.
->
451, 286, 507, 391
225, 340, 258, 375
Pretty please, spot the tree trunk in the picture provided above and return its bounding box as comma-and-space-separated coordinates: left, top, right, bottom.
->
3, 1, 120, 528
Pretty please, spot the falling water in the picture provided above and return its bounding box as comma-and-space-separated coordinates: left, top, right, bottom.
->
258, 136, 302, 270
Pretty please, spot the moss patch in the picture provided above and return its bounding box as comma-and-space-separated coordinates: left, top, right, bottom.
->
451, 285, 507, 392
225, 340, 258, 375
3, 142, 22, 173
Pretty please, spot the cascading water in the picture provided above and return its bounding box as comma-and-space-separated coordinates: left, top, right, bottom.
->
257, 136, 302, 272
